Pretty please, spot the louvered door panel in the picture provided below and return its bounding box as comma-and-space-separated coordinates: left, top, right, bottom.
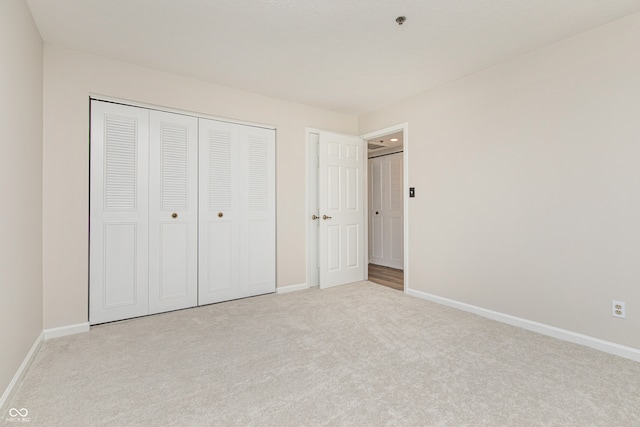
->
208, 131, 232, 211
90, 101, 149, 324
104, 116, 137, 210
240, 126, 275, 298
149, 111, 198, 314
199, 119, 241, 304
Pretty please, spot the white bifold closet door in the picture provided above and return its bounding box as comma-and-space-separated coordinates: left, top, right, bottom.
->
198, 118, 276, 305
148, 110, 198, 314
90, 101, 198, 324
90, 102, 150, 324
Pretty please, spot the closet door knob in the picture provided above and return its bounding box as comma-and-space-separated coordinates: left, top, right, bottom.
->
311, 215, 319, 220
218, 212, 224, 218
171, 213, 178, 218
322, 215, 332, 220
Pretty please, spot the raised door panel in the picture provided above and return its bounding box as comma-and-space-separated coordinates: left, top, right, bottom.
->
206, 220, 234, 294
390, 216, 404, 264
148, 110, 198, 314
371, 215, 384, 259
103, 223, 137, 307
198, 119, 241, 304
90, 101, 149, 324
327, 225, 341, 272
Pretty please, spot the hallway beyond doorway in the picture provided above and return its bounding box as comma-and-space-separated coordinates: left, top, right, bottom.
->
368, 264, 403, 291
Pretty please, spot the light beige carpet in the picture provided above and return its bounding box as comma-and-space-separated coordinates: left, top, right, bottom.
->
3, 282, 640, 426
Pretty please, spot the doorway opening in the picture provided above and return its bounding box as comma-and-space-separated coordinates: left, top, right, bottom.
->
366, 130, 404, 291
306, 123, 408, 292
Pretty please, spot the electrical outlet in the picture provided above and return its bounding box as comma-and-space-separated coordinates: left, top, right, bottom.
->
612, 300, 626, 319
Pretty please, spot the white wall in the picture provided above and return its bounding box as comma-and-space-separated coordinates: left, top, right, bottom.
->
0, 0, 44, 403
42, 46, 357, 329
359, 12, 640, 349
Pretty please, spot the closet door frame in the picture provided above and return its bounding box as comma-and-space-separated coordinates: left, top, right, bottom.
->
89, 95, 277, 323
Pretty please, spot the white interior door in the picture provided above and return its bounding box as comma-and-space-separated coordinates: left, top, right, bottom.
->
369, 152, 403, 269
90, 101, 149, 324
148, 110, 198, 314
318, 131, 365, 289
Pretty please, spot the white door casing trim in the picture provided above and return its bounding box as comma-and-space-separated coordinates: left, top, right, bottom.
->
305, 130, 319, 288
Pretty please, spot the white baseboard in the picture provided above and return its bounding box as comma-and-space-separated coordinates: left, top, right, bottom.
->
43, 322, 90, 340
0, 331, 43, 412
407, 287, 640, 363
276, 283, 308, 294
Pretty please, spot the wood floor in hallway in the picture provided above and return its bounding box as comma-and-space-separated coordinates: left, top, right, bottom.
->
368, 263, 403, 291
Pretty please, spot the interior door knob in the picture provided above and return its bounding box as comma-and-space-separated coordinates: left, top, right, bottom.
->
171, 213, 178, 218
218, 212, 223, 218
311, 215, 319, 220
322, 215, 332, 220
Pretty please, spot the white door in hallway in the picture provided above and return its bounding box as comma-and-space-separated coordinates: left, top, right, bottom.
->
90, 101, 150, 324
318, 131, 365, 289
148, 110, 198, 314
369, 152, 404, 270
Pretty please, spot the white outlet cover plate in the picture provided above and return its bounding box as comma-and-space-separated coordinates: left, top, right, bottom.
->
612, 300, 626, 319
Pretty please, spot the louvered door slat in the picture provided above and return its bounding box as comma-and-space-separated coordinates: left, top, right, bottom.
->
249, 135, 269, 211
104, 114, 137, 210
161, 124, 189, 210
208, 130, 232, 211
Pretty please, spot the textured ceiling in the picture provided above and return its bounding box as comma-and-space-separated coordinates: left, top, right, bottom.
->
26, 0, 640, 115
